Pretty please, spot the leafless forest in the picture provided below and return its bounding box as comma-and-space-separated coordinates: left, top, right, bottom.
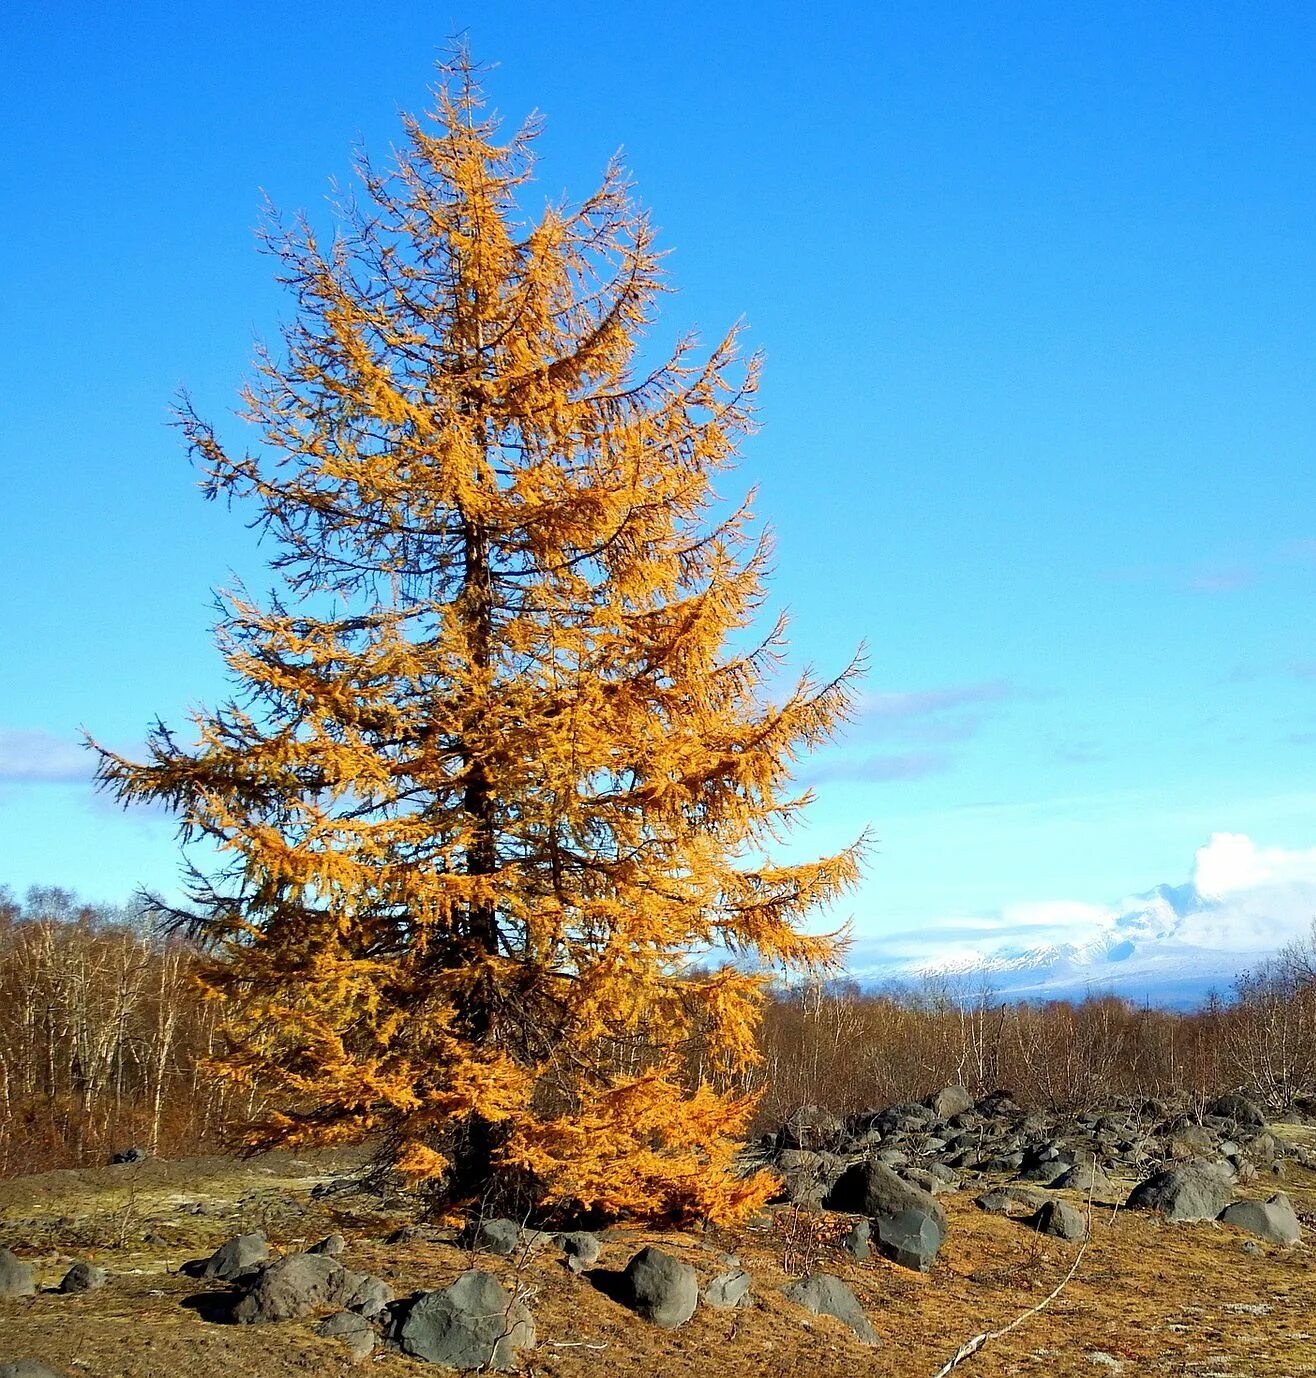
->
3, 885, 1314, 1179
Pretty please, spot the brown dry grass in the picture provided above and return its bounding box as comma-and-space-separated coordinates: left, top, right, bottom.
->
2, 1143, 1314, 1378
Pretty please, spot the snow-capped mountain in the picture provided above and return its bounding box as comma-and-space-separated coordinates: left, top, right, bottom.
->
843, 880, 1276, 1009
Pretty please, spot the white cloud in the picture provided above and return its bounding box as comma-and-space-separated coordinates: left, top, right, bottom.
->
1192, 831, 1316, 899
999, 899, 1111, 931
0, 728, 90, 784
850, 832, 1316, 976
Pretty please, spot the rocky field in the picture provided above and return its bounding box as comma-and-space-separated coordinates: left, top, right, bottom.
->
2, 1090, 1315, 1377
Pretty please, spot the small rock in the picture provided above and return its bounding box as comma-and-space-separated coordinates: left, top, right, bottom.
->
703, 1268, 753, 1309
345, 1273, 394, 1317
461, 1217, 520, 1257
307, 1233, 346, 1257
1028, 1199, 1088, 1242
555, 1231, 602, 1273
975, 1191, 1015, 1214
197, 1232, 270, 1281
343, 1328, 374, 1363
783, 1273, 878, 1345
317, 1310, 370, 1338
0, 1248, 36, 1298
321, 1305, 378, 1359
234, 1253, 349, 1323
1049, 1162, 1114, 1197
927, 1085, 975, 1118
1218, 1193, 1302, 1245
839, 1218, 871, 1260
619, 1247, 698, 1328
58, 1261, 108, 1294
109, 1147, 148, 1165
873, 1210, 944, 1272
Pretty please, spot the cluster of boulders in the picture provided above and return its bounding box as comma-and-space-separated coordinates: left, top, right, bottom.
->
759, 1086, 1308, 1257
111, 1223, 871, 1364
1, 1086, 1309, 1373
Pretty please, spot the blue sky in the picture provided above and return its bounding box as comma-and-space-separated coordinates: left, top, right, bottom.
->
3, 2, 1316, 964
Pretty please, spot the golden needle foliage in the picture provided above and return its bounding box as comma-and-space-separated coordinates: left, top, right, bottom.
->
95, 52, 864, 1223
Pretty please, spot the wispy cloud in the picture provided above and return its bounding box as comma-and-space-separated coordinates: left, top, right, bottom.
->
0, 728, 91, 784
807, 750, 952, 785
1281, 538, 1316, 564
1103, 558, 1257, 595
808, 679, 1029, 784
1182, 565, 1256, 594
859, 680, 1018, 720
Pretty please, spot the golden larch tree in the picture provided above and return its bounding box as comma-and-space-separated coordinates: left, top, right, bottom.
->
96, 53, 864, 1223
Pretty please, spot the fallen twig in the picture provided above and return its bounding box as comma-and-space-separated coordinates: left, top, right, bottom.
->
930, 1158, 1098, 1377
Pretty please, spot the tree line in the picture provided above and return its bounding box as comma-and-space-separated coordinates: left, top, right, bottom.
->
3, 885, 1313, 1179
0, 888, 258, 1178
749, 930, 1316, 1127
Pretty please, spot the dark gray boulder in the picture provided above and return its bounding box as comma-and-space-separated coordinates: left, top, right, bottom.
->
781, 1105, 845, 1151
344, 1273, 394, 1317
1015, 1145, 1074, 1182
1048, 1162, 1114, 1197
974, 1191, 1015, 1215
619, 1247, 698, 1328
1126, 1162, 1235, 1222
199, 1231, 270, 1281
782, 1273, 878, 1345
0, 1248, 36, 1298
872, 1209, 944, 1272
233, 1253, 349, 1323
385, 1224, 426, 1245
109, 1147, 148, 1165
839, 1218, 871, 1260
396, 1270, 534, 1370
927, 1085, 975, 1118
461, 1217, 521, 1257
317, 1310, 375, 1362
825, 1160, 947, 1231
58, 1261, 108, 1293
703, 1268, 753, 1309
555, 1232, 601, 1274
1171, 1125, 1217, 1156
1218, 1193, 1302, 1245
1028, 1199, 1087, 1242
1208, 1093, 1266, 1128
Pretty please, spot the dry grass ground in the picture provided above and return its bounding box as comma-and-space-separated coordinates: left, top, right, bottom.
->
2, 1132, 1315, 1378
